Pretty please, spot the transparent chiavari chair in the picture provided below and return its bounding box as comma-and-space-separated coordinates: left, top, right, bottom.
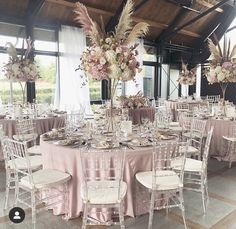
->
13, 119, 41, 155
80, 147, 127, 229
136, 141, 188, 229
182, 118, 207, 159
2, 138, 71, 224
206, 95, 220, 103
176, 102, 189, 111
155, 107, 172, 129
173, 127, 213, 213
222, 123, 236, 168
2, 137, 42, 210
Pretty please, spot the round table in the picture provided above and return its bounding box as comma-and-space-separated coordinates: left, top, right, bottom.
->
128, 107, 155, 125
0, 116, 66, 160
40, 139, 153, 220
206, 118, 236, 162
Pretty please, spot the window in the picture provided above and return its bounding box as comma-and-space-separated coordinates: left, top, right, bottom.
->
35, 55, 57, 104
143, 65, 155, 98
88, 79, 101, 100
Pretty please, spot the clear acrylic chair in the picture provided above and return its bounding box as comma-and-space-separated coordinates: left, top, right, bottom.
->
80, 147, 127, 229
222, 123, 236, 168
174, 127, 214, 213
136, 141, 188, 229
206, 95, 220, 103
2, 138, 71, 224
2, 137, 43, 210
176, 102, 189, 111
182, 118, 207, 159
13, 119, 41, 155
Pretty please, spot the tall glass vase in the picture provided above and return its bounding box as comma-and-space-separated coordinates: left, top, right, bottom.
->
107, 79, 118, 132
19, 82, 26, 105
219, 83, 228, 116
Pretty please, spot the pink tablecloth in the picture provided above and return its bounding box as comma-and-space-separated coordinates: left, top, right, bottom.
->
40, 140, 153, 219
128, 107, 155, 125
206, 118, 236, 162
0, 116, 65, 160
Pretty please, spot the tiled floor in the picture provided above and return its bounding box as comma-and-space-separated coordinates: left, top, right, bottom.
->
0, 159, 236, 229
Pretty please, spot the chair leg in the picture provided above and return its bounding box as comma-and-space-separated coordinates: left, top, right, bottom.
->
201, 183, 206, 214
31, 191, 36, 225
119, 201, 125, 229
4, 170, 10, 209
14, 178, 19, 206
82, 202, 88, 229
148, 191, 155, 229
180, 191, 187, 229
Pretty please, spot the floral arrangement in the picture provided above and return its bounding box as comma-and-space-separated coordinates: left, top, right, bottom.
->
119, 92, 147, 109
177, 62, 196, 85
3, 38, 40, 82
74, 0, 149, 83
205, 39, 236, 84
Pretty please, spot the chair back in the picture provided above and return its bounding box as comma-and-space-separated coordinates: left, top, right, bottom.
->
2, 138, 33, 179
176, 102, 189, 111
229, 123, 236, 138
202, 127, 214, 172
206, 95, 220, 103
191, 118, 207, 134
152, 141, 188, 189
15, 119, 37, 141
80, 147, 126, 202
178, 111, 192, 131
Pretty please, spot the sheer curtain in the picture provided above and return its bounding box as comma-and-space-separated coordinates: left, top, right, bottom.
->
54, 25, 91, 113
124, 39, 144, 96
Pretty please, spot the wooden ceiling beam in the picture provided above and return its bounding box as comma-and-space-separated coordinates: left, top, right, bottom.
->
196, 0, 224, 13
45, 0, 200, 38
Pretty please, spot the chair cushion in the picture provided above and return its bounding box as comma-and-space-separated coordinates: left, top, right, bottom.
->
136, 170, 183, 191
172, 158, 202, 173
81, 180, 127, 204
223, 136, 236, 142
8, 155, 42, 170
184, 158, 202, 172
169, 122, 179, 127
180, 145, 200, 155
20, 169, 71, 189
13, 133, 38, 142
28, 145, 41, 155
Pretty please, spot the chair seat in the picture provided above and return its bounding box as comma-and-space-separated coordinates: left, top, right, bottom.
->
172, 158, 202, 173
81, 180, 127, 205
13, 133, 38, 142
135, 170, 183, 191
20, 169, 71, 189
180, 145, 200, 155
8, 155, 42, 170
169, 126, 183, 133
182, 131, 202, 139
170, 122, 179, 127
223, 136, 236, 142
28, 145, 41, 155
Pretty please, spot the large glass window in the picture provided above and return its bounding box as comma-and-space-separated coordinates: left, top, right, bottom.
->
35, 55, 57, 104
143, 65, 155, 98
89, 79, 101, 100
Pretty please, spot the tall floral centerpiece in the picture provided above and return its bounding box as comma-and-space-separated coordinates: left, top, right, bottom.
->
74, 0, 149, 131
205, 39, 236, 104
3, 38, 40, 104
177, 62, 196, 97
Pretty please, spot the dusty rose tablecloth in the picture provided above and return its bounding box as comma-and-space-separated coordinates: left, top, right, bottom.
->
128, 107, 155, 125
165, 100, 208, 121
206, 118, 236, 162
0, 116, 65, 160
40, 140, 153, 219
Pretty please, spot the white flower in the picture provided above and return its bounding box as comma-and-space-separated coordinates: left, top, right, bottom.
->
99, 57, 106, 65
215, 66, 222, 74
105, 38, 111, 44
217, 71, 225, 81
23, 66, 30, 74
120, 63, 126, 70
116, 47, 122, 54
